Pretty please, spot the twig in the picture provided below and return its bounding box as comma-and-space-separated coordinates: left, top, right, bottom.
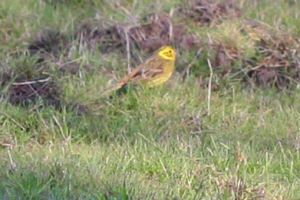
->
53, 116, 66, 139
115, 2, 131, 15
28, 83, 41, 97
169, 21, 173, 41
168, 8, 174, 41
1, 112, 26, 131
12, 77, 51, 86
7, 147, 17, 171
125, 27, 132, 73
207, 32, 213, 45
0, 142, 12, 148
207, 58, 213, 115
181, 48, 203, 79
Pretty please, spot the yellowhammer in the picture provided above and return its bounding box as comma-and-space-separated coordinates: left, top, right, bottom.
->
103, 46, 176, 96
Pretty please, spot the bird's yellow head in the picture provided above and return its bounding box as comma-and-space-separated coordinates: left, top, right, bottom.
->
158, 46, 176, 61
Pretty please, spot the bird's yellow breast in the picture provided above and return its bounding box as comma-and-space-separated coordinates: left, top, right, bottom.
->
145, 60, 175, 87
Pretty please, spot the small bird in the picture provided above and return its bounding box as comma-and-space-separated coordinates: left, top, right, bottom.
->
102, 46, 176, 96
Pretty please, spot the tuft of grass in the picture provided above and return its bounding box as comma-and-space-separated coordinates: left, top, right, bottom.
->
209, 21, 256, 56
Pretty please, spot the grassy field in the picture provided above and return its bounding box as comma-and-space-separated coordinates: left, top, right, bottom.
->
1, 0, 300, 199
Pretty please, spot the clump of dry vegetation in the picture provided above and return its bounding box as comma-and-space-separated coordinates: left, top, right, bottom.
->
245, 20, 300, 88
75, 13, 200, 54
178, 0, 241, 26
8, 78, 61, 107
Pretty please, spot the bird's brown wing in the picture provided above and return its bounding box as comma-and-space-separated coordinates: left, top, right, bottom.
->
101, 56, 163, 96
130, 58, 164, 84
120, 56, 158, 82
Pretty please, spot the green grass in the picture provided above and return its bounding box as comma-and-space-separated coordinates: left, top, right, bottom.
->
1, 0, 300, 199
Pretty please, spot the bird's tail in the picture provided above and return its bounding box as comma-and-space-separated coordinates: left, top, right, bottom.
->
101, 81, 127, 97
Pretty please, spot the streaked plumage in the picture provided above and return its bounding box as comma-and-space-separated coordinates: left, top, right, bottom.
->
102, 46, 176, 96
